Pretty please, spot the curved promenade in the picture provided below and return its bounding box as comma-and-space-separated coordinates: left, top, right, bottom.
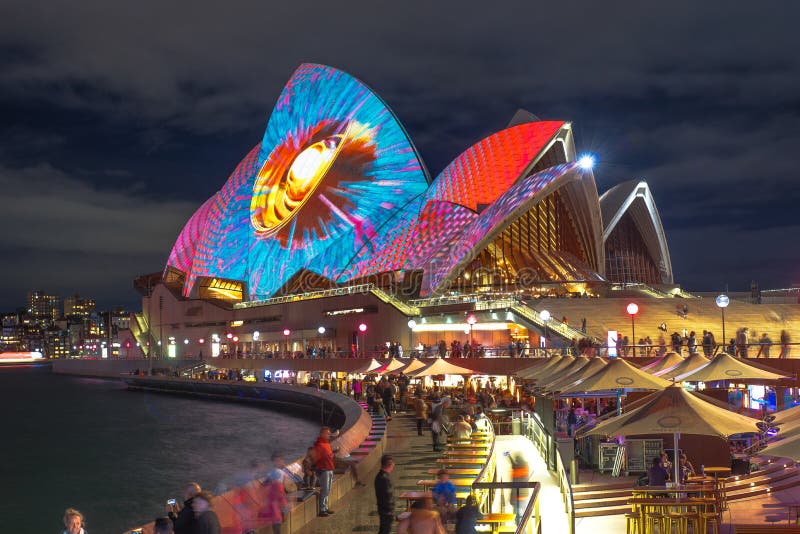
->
121, 377, 383, 534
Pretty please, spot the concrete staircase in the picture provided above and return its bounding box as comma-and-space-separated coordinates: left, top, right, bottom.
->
572, 457, 800, 518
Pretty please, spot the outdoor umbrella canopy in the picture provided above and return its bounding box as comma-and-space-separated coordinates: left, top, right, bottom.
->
772, 417, 800, 442
543, 357, 608, 393
522, 356, 575, 381
583, 385, 760, 483
762, 432, 800, 459
535, 356, 589, 387
407, 358, 475, 377
559, 358, 672, 395
641, 352, 684, 374
516, 355, 564, 380
353, 358, 385, 373
396, 358, 427, 375
676, 351, 788, 382
657, 352, 710, 380
375, 357, 408, 374
774, 404, 800, 425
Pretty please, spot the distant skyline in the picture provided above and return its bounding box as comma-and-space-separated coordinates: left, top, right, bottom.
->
0, 1, 798, 310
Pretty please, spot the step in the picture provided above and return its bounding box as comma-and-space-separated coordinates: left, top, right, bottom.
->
575, 504, 630, 518
574, 496, 631, 509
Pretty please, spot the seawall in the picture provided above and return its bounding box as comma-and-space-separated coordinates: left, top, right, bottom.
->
120, 378, 383, 534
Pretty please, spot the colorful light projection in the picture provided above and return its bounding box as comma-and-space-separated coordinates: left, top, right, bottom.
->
166, 64, 429, 298
424, 121, 565, 211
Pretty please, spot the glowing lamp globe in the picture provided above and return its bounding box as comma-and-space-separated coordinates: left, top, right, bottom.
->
358, 323, 367, 333
226, 332, 233, 339
407, 319, 417, 329
578, 154, 595, 170
626, 303, 639, 316
539, 310, 551, 322
716, 294, 730, 308
466, 315, 477, 325
283, 328, 291, 337
317, 326, 326, 335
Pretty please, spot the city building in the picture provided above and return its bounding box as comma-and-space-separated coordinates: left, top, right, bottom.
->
27, 290, 60, 324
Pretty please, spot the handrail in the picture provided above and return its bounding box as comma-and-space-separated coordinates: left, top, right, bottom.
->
519, 409, 575, 534
471, 481, 542, 534
470, 419, 497, 512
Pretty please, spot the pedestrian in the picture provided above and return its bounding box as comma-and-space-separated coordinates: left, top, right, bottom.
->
313, 426, 337, 516
414, 395, 428, 436
260, 468, 288, 534
398, 497, 445, 534
374, 454, 396, 534
758, 333, 773, 358
168, 482, 201, 534
190, 491, 221, 534
455, 494, 483, 534
431, 397, 451, 452
781, 330, 792, 358
302, 447, 318, 490
62, 508, 85, 534
567, 407, 577, 437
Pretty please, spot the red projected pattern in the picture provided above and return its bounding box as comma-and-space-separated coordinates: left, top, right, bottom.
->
425, 121, 565, 212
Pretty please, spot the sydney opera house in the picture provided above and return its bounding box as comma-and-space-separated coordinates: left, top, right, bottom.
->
129, 63, 691, 359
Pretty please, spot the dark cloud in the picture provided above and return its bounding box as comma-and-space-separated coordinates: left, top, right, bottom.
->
0, 0, 798, 308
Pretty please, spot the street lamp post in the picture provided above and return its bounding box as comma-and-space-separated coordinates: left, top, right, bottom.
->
626, 303, 639, 356
539, 310, 551, 356
466, 315, 477, 349
716, 294, 729, 352
407, 320, 416, 355
358, 323, 367, 357
283, 328, 291, 357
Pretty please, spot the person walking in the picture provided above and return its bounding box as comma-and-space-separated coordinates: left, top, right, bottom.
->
313, 426, 337, 517
414, 395, 428, 436
431, 397, 451, 452
374, 454, 396, 534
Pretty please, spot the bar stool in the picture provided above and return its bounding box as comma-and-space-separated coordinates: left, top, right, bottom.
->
625, 512, 640, 534
699, 503, 721, 534
664, 511, 700, 534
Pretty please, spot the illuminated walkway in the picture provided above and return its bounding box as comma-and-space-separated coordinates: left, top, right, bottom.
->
493, 434, 571, 532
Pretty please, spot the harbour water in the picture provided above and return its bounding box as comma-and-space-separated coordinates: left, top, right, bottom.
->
0, 367, 320, 533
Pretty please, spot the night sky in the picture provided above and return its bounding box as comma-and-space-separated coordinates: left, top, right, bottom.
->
1, 1, 798, 311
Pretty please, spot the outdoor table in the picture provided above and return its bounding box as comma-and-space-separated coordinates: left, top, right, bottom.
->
477, 513, 516, 533
448, 442, 490, 450
399, 490, 432, 510
703, 467, 731, 481
443, 450, 487, 457
787, 503, 800, 525
427, 468, 481, 477
417, 479, 474, 490
436, 457, 486, 466
632, 484, 717, 499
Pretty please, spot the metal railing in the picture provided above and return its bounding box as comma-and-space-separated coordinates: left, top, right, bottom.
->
470, 421, 497, 512
471, 481, 542, 534
519, 410, 575, 534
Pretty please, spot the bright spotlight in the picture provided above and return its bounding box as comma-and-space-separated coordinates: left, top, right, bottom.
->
578, 154, 595, 170
407, 319, 417, 329
317, 326, 326, 335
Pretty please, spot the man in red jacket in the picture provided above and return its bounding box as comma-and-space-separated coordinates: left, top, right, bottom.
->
313, 426, 337, 517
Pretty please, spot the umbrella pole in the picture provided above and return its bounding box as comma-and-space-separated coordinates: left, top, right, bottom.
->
674, 432, 680, 484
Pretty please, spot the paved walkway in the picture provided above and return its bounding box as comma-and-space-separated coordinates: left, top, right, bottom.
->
295, 413, 571, 534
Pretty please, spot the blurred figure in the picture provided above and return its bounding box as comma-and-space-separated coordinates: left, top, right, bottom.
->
472, 408, 491, 433
260, 468, 288, 534
507, 451, 529, 520
781, 330, 792, 359
432, 469, 457, 521
431, 397, 451, 452
168, 482, 201, 534
451, 415, 472, 439
154, 517, 174, 534
62, 508, 85, 534
190, 491, 221, 534
398, 498, 445, 534
455, 494, 483, 534
414, 395, 428, 436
